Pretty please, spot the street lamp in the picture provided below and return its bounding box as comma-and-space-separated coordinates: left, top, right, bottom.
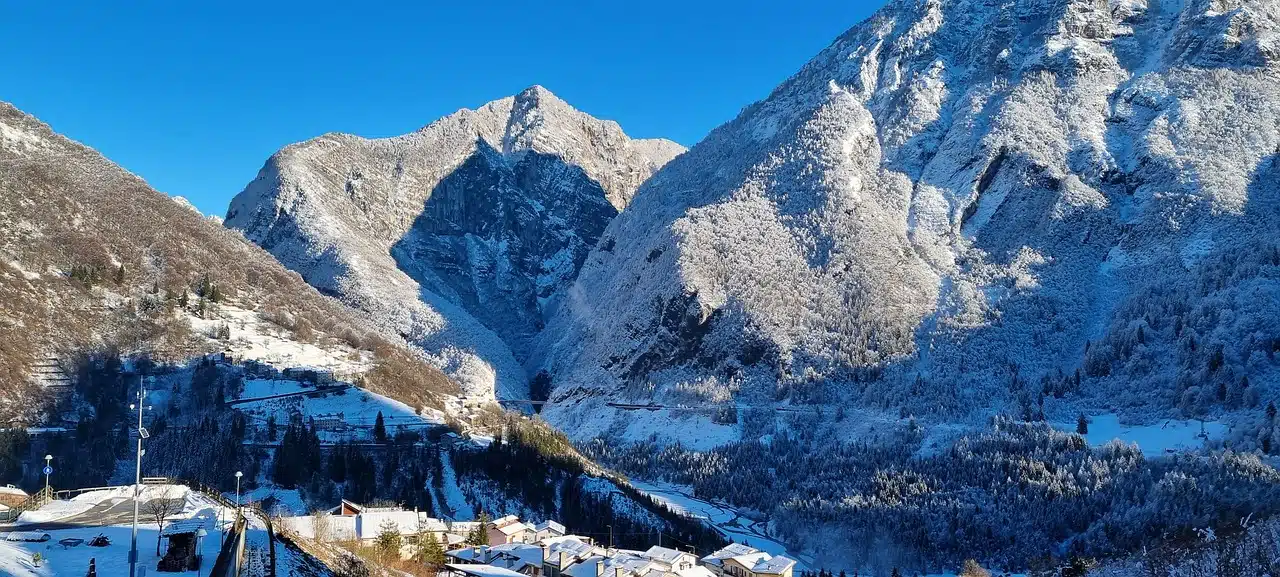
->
43, 455, 52, 494
128, 376, 153, 577
233, 470, 244, 570
195, 528, 209, 577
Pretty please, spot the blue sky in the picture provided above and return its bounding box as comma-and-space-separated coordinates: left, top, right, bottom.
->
1, 1, 885, 216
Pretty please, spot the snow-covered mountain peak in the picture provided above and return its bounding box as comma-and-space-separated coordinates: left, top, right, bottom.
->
531, 0, 1280, 446
226, 89, 683, 401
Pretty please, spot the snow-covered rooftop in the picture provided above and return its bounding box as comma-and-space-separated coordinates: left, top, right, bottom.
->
446, 563, 531, 577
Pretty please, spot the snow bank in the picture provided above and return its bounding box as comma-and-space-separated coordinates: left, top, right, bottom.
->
15, 501, 94, 525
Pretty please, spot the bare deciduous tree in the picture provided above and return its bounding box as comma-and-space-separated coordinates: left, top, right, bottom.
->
143, 487, 185, 555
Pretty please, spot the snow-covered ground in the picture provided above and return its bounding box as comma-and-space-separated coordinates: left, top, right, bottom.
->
0, 523, 225, 577
13, 501, 95, 526
234, 383, 445, 443
0, 486, 239, 577
629, 480, 811, 569
186, 304, 373, 378
1052, 413, 1226, 456
229, 486, 308, 516
436, 451, 473, 520
238, 378, 319, 400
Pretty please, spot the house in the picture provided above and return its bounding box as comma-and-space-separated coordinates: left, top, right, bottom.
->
700, 545, 795, 577
562, 552, 662, 577
0, 485, 28, 510
488, 543, 547, 575
279, 503, 468, 556
489, 515, 535, 544
673, 566, 717, 577
534, 520, 567, 541
445, 564, 534, 577
327, 499, 365, 517
447, 545, 491, 565
641, 546, 697, 572
541, 536, 603, 577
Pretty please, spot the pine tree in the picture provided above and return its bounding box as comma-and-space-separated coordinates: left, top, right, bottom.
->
197, 274, 212, 298
467, 512, 491, 545
1268, 401, 1277, 422
374, 519, 402, 561
178, 290, 188, 308
417, 530, 446, 566
114, 264, 125, 285
373, 411, 387, 443
1076, 414, 1089, 435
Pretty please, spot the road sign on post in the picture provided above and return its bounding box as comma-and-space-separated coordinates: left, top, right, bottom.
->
42, 466, 52, 475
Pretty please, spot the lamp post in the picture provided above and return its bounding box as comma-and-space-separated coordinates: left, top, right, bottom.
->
128, 376, 152, 577
234, 470, 244, 571
42, 455, 52, 494
195, 527, 208, 577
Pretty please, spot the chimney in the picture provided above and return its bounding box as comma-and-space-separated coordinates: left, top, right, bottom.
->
615, 568, 623, 577
596, 561, 604, 577
560, 551, 566, 569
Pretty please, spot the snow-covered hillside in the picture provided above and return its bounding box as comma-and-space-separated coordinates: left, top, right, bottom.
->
225, 86, 685, 401
0, 101, 453, 424
533, 0, 1280, 445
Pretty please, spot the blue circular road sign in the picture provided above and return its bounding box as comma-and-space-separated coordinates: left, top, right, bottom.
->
43, 466, 52, 475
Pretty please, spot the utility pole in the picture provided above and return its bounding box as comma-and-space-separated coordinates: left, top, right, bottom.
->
129, 375, 151, 577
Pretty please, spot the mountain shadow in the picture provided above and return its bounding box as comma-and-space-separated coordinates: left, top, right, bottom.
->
391, 138, 617, 363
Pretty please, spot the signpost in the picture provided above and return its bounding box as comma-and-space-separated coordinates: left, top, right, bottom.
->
43, 455, 52, 493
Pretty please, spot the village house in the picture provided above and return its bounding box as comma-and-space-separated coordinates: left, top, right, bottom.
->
641, 546, 698, 572
541, 535, 604, 577
278, 500, 467, 558
533, 520, 567, 541
562, 552, 662, 577
0, 485, 29, 513
489, 515, 536, 544
700, 545, 795, 577
445, 563, 532, 577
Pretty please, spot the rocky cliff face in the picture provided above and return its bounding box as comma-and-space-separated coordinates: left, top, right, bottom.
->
533, 0, 1280, 443
225, 87, 684, 399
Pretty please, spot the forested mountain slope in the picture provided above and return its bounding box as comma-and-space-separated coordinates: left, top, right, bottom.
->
225, 86, 684, 401
0, 101, 455, 422
533, 0, 1280, 445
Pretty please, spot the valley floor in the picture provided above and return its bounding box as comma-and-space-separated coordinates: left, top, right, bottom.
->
630, 480, 810, 568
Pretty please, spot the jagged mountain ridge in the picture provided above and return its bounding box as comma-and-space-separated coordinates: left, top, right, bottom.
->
225, 86, 685, 400
0, 101, 455, 421
533, 0, 1280, 442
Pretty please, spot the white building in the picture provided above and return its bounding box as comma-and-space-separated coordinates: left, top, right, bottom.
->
642, 546, 698, 572
700, 545, 796, 577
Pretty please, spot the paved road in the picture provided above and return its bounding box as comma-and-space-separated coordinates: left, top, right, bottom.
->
2, 496, 157, 531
